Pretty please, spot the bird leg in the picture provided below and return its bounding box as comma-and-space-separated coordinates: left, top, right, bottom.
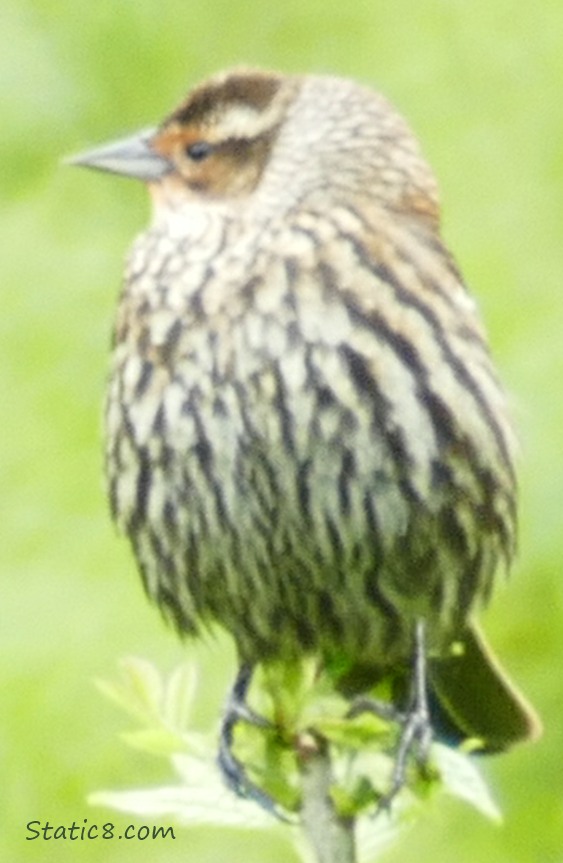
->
348, 619, 433, 809
218, 663, 288, 818
385, 619, 433, 805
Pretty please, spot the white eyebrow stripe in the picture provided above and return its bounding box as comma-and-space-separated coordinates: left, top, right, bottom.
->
208, 100, 283, 142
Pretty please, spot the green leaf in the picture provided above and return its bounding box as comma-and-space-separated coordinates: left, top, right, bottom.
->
329, 776, 376, 818
95, 656, 164, 723
355, 803, 413, 863
120, 728, 187, 758
162, 662, 198, 730
433, 743, 502, 822
312, 712, 391, 749
259, 658, 320, 727
90, 753, 287, 831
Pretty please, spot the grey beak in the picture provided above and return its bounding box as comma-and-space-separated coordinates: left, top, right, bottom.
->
66, 127, 172, 181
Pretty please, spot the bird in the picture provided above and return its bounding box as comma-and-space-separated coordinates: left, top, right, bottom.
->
71, 67, 540, 811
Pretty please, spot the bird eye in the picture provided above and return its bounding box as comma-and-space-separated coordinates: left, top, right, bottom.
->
185, 141, 214, 162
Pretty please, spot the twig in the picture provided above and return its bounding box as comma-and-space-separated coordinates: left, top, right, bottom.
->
298, 734, 356, 863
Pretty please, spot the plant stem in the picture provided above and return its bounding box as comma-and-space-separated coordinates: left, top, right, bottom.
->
298, 735, 356, 863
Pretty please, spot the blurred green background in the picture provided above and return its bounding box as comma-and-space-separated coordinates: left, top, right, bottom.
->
2, 1, 562, 861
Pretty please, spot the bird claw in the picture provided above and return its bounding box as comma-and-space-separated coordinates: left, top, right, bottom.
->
347, 694, 405, 724
217, 664, 292, 822
377, 696, 433, 812
348, 620, 434, 812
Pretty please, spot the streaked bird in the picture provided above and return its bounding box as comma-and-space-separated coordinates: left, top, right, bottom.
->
71, 67, 540, 808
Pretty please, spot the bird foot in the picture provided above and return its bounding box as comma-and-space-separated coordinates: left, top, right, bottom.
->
218, 664, 291, 821
348, 620, 433, 811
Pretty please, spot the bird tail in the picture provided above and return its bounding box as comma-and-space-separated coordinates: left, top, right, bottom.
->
428, 622, 542, 752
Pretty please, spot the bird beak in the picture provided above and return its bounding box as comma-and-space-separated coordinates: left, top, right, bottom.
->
66, 127, 172, 181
